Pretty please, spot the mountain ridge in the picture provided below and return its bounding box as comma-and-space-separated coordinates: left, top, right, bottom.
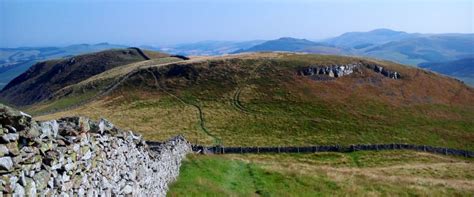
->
0, 48, 173, 106
325, 28, 417, 48
0, 43, 131, 89
234, 37, 343, 54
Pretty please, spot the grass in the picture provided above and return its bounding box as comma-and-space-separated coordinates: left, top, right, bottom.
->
26, 56, 184, 115
26, 90, 99, 114
32, 53, 474, 150
168, 150, 474, 196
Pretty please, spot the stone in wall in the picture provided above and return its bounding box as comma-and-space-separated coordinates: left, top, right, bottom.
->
0, 104, 192, 196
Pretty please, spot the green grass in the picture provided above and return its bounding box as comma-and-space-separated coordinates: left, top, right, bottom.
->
168, 154, 341, 196
34, 54, 474, 150
27, 90, 99, 115
169, 151, 474, 196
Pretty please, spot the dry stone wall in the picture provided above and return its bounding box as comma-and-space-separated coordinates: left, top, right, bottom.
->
0, 104, 192, 196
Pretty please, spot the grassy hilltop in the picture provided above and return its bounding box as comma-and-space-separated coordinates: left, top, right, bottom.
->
11, 52, 472, 150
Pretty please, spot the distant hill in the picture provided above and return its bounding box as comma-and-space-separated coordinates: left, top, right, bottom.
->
0, 43, 128, 89
419, 58, 474, 85
234, 37, 344, 54
229, 29, 474, 85
362, 34, 474, 65
0, 48, 172, 106
3, 29, 473, 88
325, 28, 417, 48
156, 40, 265, 56
321, 29, 474, 66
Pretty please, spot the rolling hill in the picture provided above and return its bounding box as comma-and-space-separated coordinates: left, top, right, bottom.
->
419, 58, 474, 85
2, 29, 472, 89
231, 30, 474, 85
324, 28, 418, 48
155, 40, 265, 56
3, 51, 472, 151
0, 43, 128, 89
0, 48, 179, 106
234, 37, 344, 54
363, 34, 474, 65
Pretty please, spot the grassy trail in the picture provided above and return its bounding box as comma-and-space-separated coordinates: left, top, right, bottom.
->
230, 61, 266, 114
145, 68, 222, 145
191, 102, 222, 145
231, 87, 251, 114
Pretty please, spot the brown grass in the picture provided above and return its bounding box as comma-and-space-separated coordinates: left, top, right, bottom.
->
223, 151, 474, 192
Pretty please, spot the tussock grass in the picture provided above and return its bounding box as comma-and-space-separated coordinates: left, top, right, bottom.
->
168, 151, 474, 196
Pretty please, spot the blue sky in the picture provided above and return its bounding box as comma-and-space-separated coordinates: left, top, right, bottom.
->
0, 0, 472, 47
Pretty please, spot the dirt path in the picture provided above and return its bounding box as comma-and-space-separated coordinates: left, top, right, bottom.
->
145, 68, 222, 145
230, 62, 266, 114
232, 87, 251, 114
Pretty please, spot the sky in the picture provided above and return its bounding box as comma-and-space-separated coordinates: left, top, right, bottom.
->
0, 0, 473, 47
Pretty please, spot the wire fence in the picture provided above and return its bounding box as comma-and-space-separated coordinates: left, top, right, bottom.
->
146, 142, 474, 158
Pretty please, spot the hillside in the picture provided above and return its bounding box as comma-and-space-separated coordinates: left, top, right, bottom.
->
363, 34, 474, 65
419, 58, 474, 86
15, 52, 473, 151
0, 48, 173, 106
234, 37, 344, 54
0, 43, 128, 89
419, 58, 474, 75
230, 30, 474, 85
325, 28, 417, 48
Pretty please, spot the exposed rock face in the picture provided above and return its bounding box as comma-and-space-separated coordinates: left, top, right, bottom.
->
366, 64, 401, 79
0, 104, 191, 196
298, 63, 401, 80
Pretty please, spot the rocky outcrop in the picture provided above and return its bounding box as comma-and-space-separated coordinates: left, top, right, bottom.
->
0, 104, 191, 196
299, 63, 360, 78
298, 63, 401, 80
365, 64, 401, 79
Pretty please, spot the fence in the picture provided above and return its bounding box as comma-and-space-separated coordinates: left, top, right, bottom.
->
183, 144, 473, 158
